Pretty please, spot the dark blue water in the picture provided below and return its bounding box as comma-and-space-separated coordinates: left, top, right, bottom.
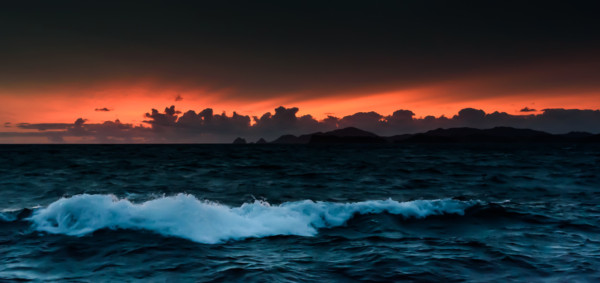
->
1, 144, 599, 282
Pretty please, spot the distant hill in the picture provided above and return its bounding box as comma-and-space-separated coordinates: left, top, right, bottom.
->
310, 127, 386, 144
271, 133, 316, 144
232, 137, 247, 144
405, 127, 553, 143
403, 127, 600, 143
237, 127, 600, 144
267, 127, 385, 144
319, 127, 379, 137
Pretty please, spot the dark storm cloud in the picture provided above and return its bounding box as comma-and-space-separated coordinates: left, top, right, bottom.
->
1, 1, 599, 98
143, 106, 180, 129
3, 106, 600, 143
520, 107, 537, 112
143, 106, 252, 142
95, 108, 111, 112
140, 105, 329, 141
252, 107, 331, 137
4, 118, 151, 143
16, 123, 72, 131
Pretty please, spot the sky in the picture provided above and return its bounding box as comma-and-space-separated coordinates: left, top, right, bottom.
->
1, 1, 599, 143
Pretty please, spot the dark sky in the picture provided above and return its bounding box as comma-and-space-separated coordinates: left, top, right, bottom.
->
2, 0, 598, 98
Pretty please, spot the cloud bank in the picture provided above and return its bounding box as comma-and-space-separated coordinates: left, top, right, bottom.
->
2, 106, 600, 143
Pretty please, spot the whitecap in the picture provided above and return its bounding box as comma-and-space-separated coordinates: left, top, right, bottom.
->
29, 194, 478, 244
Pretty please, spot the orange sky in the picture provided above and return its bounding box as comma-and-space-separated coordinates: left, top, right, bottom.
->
3, 1, 599, 135
2, 55, 599, 129
2, 78, 599, 130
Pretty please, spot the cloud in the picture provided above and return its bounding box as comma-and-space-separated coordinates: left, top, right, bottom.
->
520, 107, 537, 112
134, 106, 600, 140
5, 118, 151, 143
144, 106, 179, 125
175, 94, 183, 101
3, 122, 11, 128
95, 108, 112, 112
252, 106, 332, 138
2, 105, 600, 143
16, 123, 71, 131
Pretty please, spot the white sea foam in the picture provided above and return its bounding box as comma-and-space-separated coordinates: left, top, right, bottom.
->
28, 194, 477, 244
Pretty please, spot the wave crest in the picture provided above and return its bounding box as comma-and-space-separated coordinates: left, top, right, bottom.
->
29, 194, 478, 244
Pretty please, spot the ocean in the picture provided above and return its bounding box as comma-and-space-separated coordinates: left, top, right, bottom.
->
1, 144, 599, 282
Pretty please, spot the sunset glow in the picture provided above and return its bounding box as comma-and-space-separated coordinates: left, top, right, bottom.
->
1, 1, 598, 143
2, 79, 598, 129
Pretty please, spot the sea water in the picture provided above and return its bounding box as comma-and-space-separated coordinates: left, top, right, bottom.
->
0, 144, 599, 281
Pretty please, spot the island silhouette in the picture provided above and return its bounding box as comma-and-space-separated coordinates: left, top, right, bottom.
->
234, 127, 600, 144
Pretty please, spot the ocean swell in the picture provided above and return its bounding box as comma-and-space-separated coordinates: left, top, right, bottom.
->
29, 194, 478, 244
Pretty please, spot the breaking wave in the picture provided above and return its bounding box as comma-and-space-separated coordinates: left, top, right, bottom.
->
28, 194, 478, 244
